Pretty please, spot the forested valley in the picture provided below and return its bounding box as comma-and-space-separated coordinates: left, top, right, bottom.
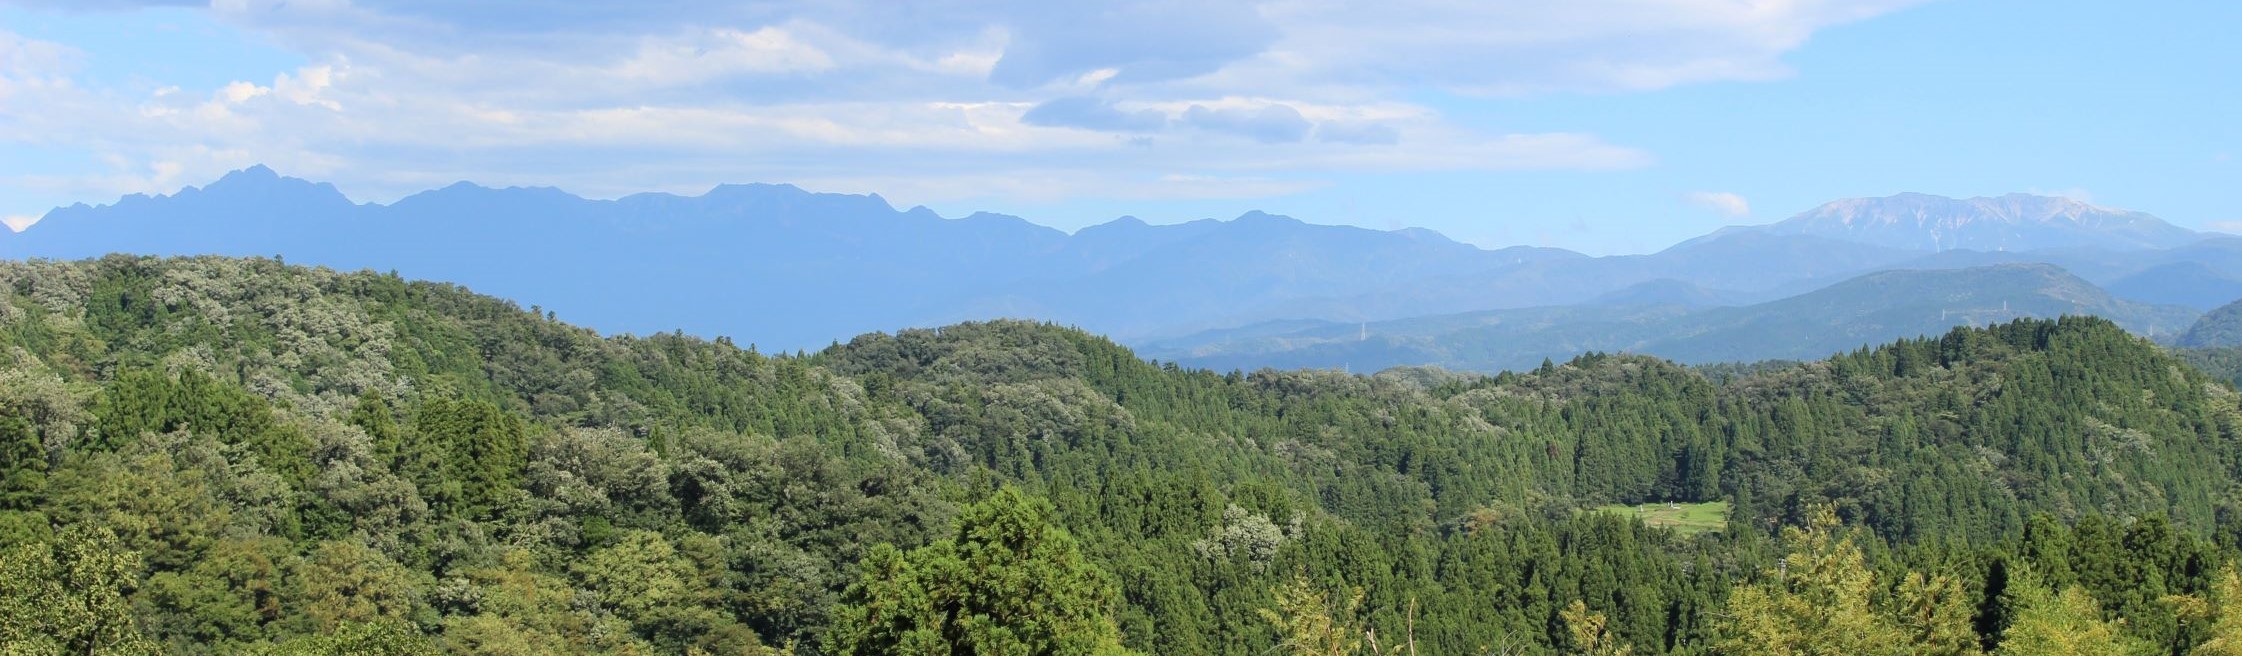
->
10, 255, 2242, 655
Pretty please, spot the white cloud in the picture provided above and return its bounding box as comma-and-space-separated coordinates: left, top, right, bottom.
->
2, 214, 39, 232
611, 26, 837, 85
12, 1, 1930, 97
1241, 0, 1931, 96
1684, 191, 1751, 218
0, 29, 81, 105
162, 0, 1922, 96
0, 29, 77, 72
0, 1, 1920, 209
219, 80, 268, 103
272, 65, 342, 109
2204, 220, 2242, 236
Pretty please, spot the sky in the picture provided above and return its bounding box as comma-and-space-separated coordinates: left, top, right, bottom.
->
0, 0, 2236, 255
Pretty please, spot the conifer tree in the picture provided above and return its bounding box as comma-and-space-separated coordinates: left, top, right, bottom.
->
830, 487, 1136, 656
1993, 571, 2138, 656
1717, 506, 1908, 656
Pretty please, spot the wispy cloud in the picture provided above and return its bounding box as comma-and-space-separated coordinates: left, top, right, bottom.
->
1684, 191, 1751, 218
0, 1, 1924, 209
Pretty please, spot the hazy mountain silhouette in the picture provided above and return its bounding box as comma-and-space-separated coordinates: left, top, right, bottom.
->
1147, 264, 2199, 373
6, 167, 1555, 348
5, 168, 2223, 352
1734, 192, 2202, 252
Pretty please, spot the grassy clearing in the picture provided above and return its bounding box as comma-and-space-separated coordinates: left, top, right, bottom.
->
1589, 501, 1731, 536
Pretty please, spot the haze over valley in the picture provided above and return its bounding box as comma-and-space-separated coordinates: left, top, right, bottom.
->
7, 2, 2242, 655
10, 166, 2237, 372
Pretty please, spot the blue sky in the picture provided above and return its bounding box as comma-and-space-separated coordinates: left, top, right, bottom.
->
0, 0, 2235, 254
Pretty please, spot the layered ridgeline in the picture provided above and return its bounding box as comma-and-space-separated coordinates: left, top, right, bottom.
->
1149, 263, 2201, 373
1747, 192, 2203, 252
0, 167, 1575, 349
8, 256, 2242, 654
2181, 298, 2242, 349
12, 167, 2242, 358
2172, 298, 2242, 391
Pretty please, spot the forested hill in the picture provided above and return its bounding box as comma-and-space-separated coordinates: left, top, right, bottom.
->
9, 255, 2242, 654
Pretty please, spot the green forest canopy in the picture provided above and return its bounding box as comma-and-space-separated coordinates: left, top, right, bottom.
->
5, 255, 2242, 654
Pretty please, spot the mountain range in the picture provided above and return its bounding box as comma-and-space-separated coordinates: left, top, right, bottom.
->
1143, 263, 2200, 372
7, 165, 2237, 368
1735, 192, 2204, 252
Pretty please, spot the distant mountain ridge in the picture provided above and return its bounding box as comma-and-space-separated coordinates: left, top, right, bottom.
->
5, 166, 1555, 349
1753, 192, 2201, 252
2107, 262, 2242, 311
3, 167, 2228, 353
1145, 263, 2201, 373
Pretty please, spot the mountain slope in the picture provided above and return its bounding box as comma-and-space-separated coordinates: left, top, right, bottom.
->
3, 168, 1568, 349
1233, 231, 1922, 326
9, 169, 2221, 353
1588, 278, 1745, 308
6, 256, 2242, 653
2106, 261, 2242, 310
1650, 263, 2196, 362
1147, 263, 2200, 372
917, 211, 1558, 337
1790, 236, 2242, 309
10, 169, 1079, 349
1751, 192, 2201, 252
2180, 297, 2242, 348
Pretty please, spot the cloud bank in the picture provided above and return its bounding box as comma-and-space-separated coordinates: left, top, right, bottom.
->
1685, 191, 1752, 218
0, 0, 1926, 211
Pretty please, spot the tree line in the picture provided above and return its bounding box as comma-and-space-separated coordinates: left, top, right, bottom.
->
4, 255, 2242, 654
